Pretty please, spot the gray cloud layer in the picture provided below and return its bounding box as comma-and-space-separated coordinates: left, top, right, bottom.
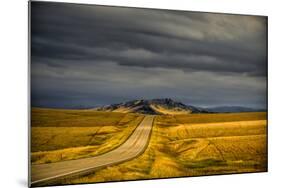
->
31, 2, 267, 108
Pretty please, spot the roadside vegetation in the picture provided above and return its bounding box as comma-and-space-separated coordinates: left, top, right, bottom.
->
61, 112, 267, 185
31, 108, 144, 164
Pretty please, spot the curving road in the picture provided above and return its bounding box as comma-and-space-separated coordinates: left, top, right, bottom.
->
31, 115, 155, 186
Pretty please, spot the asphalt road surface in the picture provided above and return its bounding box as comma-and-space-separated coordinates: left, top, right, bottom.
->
31, 115, 155, 186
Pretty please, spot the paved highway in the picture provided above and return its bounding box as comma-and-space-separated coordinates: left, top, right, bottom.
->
31, 115, 155, 186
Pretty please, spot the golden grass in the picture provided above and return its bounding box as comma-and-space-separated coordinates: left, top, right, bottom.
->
32, 127, 100, 152
31, 108, 144, 164
165, 120, 267, 140
59, 112, 267, 185
31, 108, 128, 127
172, 112, 266, 124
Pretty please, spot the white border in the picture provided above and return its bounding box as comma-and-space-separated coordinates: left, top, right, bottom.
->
1, 0, 281, 188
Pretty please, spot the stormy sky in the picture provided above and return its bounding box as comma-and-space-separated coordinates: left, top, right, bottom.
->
31, 2, 267, 109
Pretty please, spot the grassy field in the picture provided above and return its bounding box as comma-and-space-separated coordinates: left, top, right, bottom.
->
60, 112, 267, 185
31, 108, 144, 164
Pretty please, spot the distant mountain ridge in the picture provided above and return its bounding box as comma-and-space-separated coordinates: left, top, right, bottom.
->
93, 98, 266, 115
94, 98, 207, 115
205, 106, 266, 113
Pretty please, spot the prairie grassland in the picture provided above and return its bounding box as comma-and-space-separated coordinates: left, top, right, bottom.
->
171, 112, 266, 124
61, 112, 267, 185
31, 108, 128, 127
31, 108, 144, 164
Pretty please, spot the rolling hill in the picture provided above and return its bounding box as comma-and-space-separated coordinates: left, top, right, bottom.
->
94, 98, 207, 115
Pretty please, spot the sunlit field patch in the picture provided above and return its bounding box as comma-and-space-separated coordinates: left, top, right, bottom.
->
31, 108, 144, 164
59, 112, 267, 185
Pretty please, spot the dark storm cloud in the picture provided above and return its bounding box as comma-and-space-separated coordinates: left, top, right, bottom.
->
31, 2, 267, 108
